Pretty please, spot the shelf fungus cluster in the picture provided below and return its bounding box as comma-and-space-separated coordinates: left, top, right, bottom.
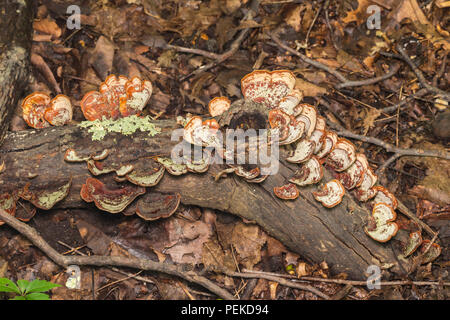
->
64, 145, 187, 221
0, 179, 72, 225
22, 92, 73, 129
80, 75, 153, 121
180, 69, 440, 256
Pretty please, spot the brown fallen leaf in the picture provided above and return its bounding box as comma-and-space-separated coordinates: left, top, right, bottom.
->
89, 36, 115, 81
295, 78, 327, 97
30, 53, 61, 94
33, 18, 61, 39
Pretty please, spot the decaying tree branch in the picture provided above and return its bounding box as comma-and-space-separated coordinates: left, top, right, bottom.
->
0, 121, 419, 279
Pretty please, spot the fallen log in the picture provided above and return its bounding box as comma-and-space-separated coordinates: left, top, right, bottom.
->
0, 119, 411, 279
0, 0, 34, 144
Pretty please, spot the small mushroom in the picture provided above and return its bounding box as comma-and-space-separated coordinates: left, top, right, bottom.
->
135, 192, 181, 221
208, 97, 231, 117
326, 138, 356, 172
312, 179, 345, 208
241, 70, 296, 108
274, 183, 299, 200
80, 177, 145, 214
372, 186, 398, 210
365, 203, 398, 243
337, 154, 368, 190
289, 156, 323, 186
403, 231, 423, 257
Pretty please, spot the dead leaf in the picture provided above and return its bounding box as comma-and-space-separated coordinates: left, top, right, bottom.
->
33, 18, 61, 39
285, 5, 303, 32
89, 36, 115, 81
295, 78, 327, 97
231, 222, 267, 269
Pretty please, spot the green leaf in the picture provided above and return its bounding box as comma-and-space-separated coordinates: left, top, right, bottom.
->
25, 292, 50, 300
0, 278, 21, 294
26, 279, 61, 294
11, 295, 26, 300
16, 279, 30, 294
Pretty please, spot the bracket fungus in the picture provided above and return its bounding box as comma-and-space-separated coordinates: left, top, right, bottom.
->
289, 156, 323, 187
403, 231, 423, 257
365, 203, 399, 243
313, 179, 345, 208
81, 75, 152, 121
337, 154, 368, 190
274, 183, 299, 200
19, 179, 72, 211
0, 193, 17, 226
80, 177, 145, 214
22, 92, 72, 129
326, 138, 356, 172
419, 240, 442, 264
134, 192, 181, 221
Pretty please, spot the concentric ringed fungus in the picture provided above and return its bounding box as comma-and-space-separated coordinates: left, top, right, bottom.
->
135, 192, 181, 221
22, 92, 73, 129
274, 183, 299, 200
80, 178, 145, 214
313, 179, 345, 208
364, 203, 399, 243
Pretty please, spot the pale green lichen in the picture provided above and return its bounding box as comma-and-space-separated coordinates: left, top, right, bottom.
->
78, 115, 161, 141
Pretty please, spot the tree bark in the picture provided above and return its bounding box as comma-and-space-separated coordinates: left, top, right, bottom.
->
0, 0, 34, 145
0, 121, 410, 279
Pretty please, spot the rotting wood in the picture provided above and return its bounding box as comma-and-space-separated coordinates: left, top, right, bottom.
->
0, 120, 413, 279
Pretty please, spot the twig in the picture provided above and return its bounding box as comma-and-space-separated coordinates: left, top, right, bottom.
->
268, 31, 348, 83
304, 1, 324, 48
240, 269, 450, 287
177, 0, 261, 81
381, 88, 428, 113
0, 209, 235, 300
335, 63, 401, 89
324, 0, 338, 50
223, 270, 331, 300
394, 44, 450, 101
334, 127, 450, 163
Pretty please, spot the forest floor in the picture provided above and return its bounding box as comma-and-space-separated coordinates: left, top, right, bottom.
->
0, 0, 449, 300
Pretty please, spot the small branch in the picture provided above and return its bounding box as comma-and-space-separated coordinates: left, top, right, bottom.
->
222, 270, 331, 300
336, 63, 401, 89
0, 209, 235, 300
381, 88, 428, 113
176, 0, 261, 81
394, 44, 450, 101
335, 127, 450, 162
268, 31, 348, 83
240, 269, 450, 287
